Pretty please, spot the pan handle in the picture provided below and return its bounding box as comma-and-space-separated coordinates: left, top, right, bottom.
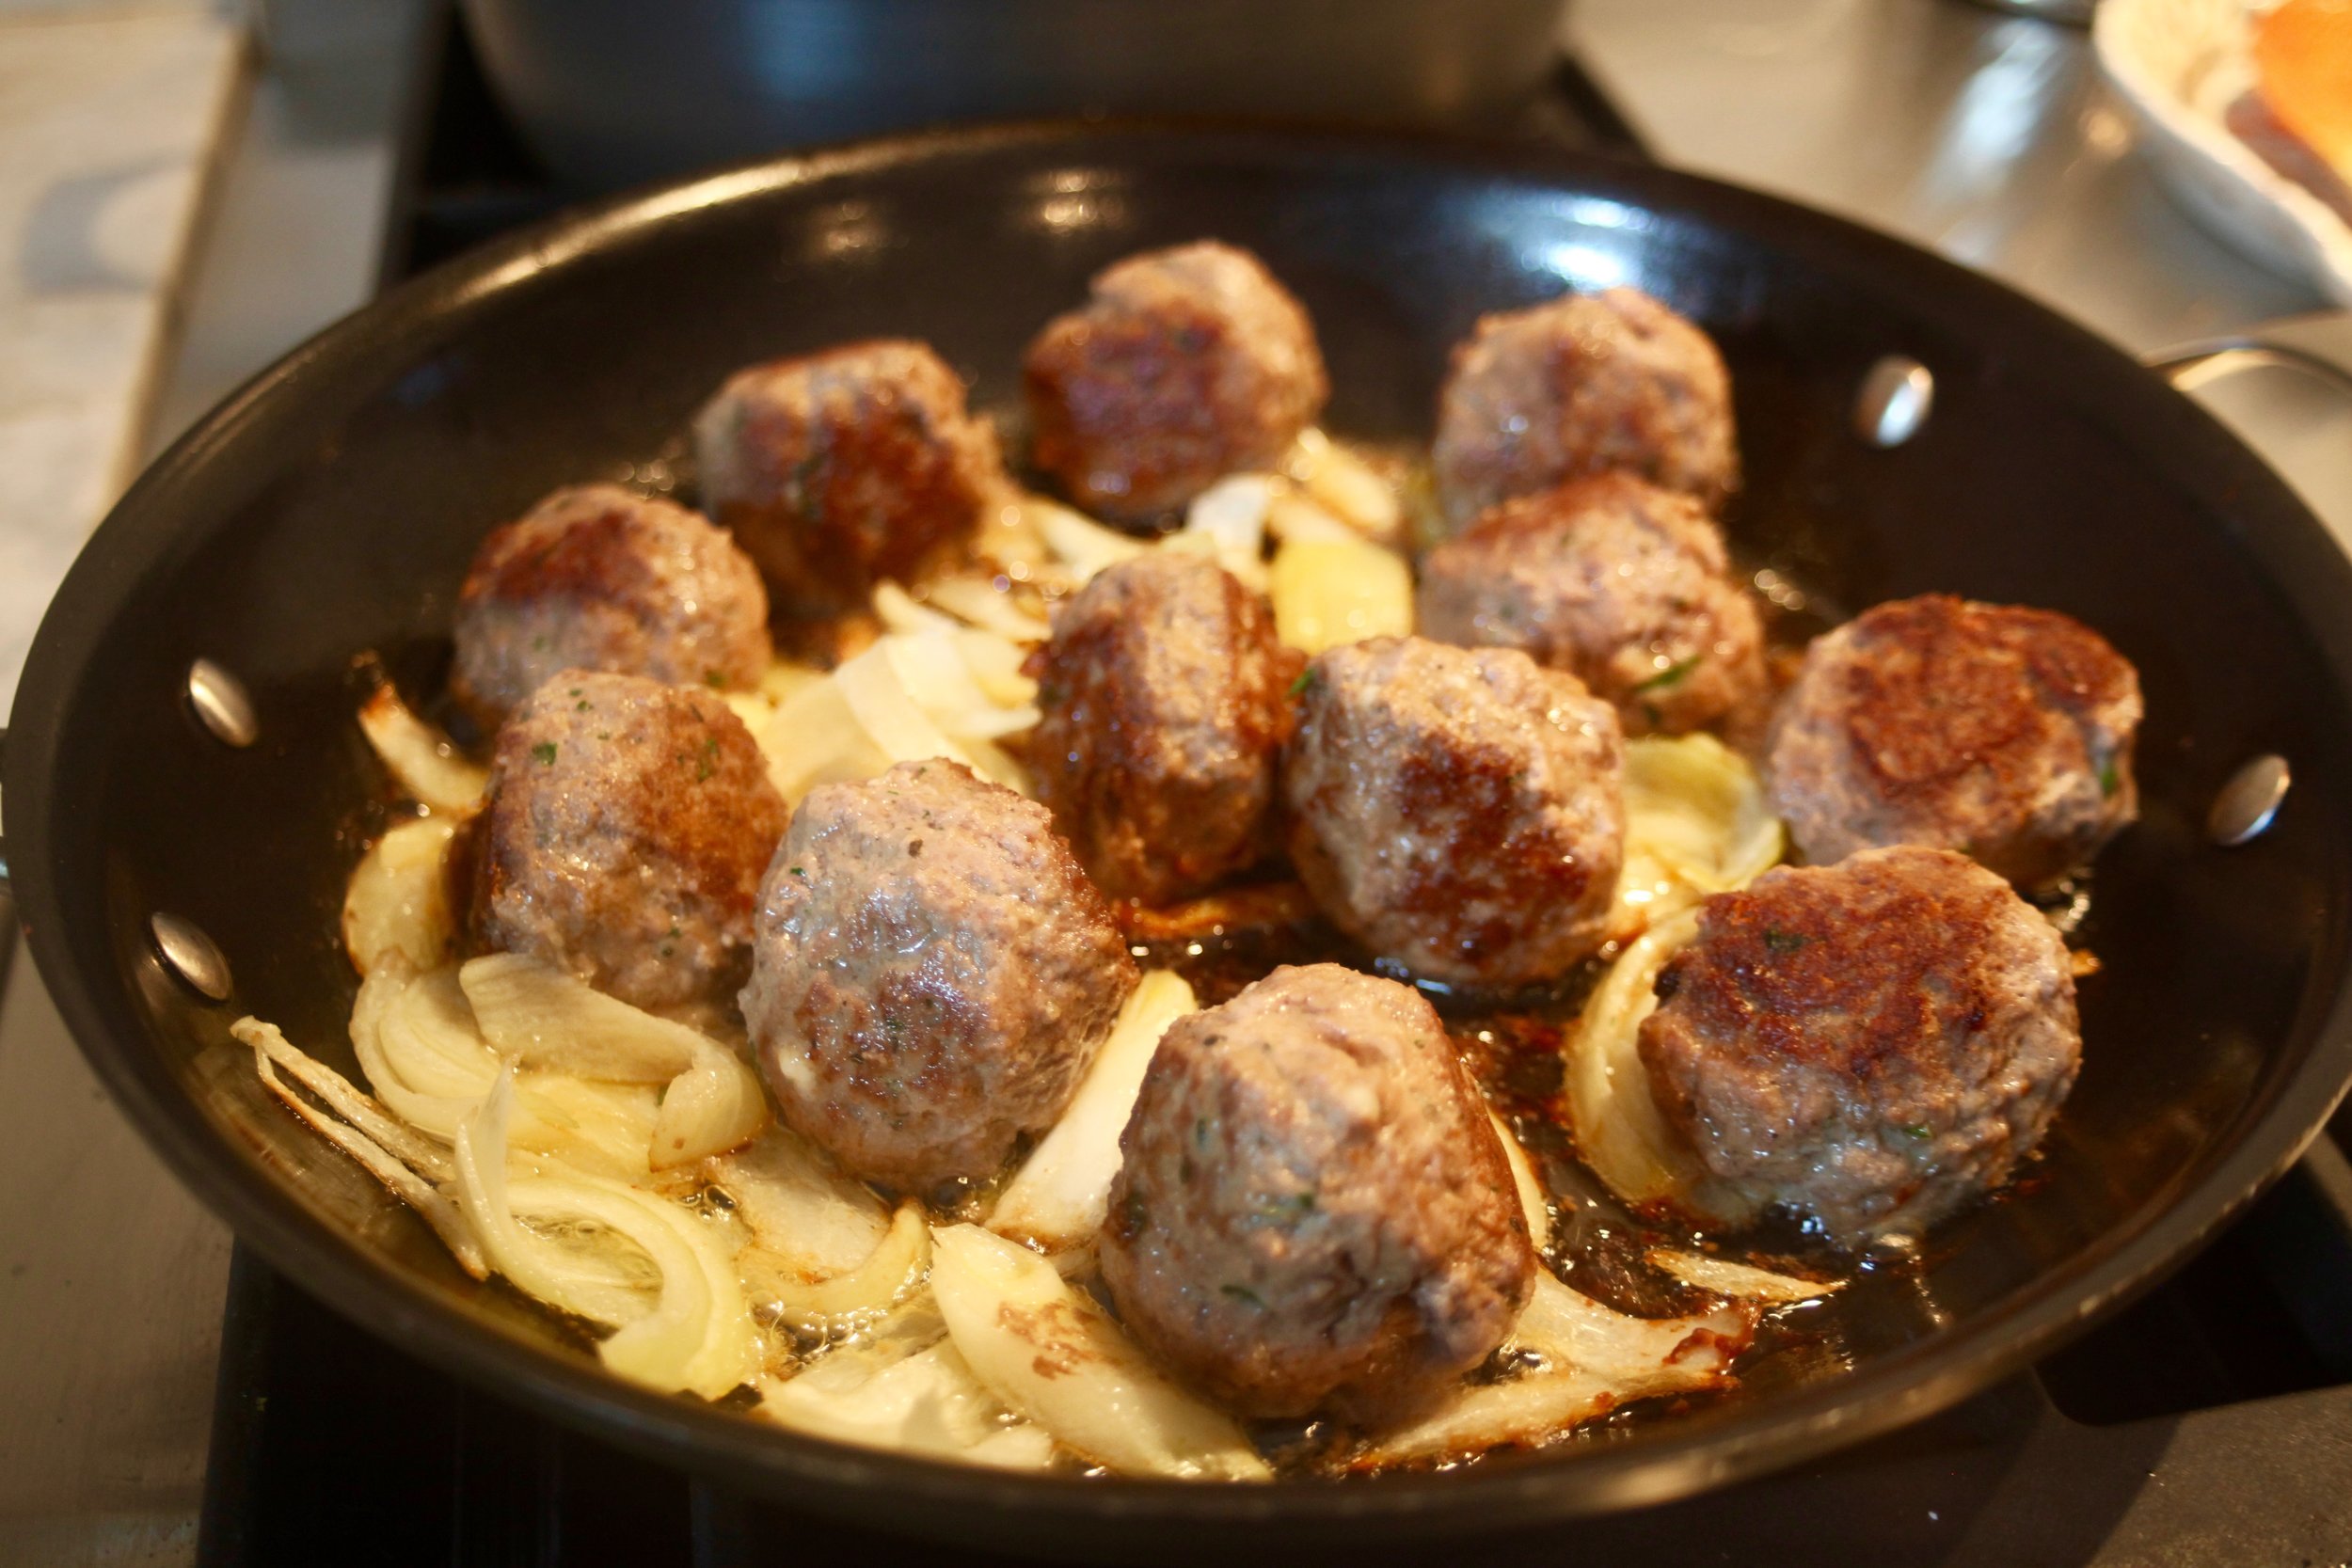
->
2144, 335, 2352, 399
0, 724, 8, 891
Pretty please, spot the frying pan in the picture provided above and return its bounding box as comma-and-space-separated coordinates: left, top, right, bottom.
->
8, 123, 2352, 1560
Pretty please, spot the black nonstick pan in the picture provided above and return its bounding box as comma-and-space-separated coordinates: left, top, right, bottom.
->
8, 123, 2352, 1560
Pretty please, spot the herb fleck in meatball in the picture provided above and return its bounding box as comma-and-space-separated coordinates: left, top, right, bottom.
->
450, 484, 771, 729
1029, 550, 1302, 904
1766, 594, 2142, 889
1418, 472, 1766, 736
1100, 963, 1534, 1420
740, 760, 1137, 1193
1432, 286, 1739, 530
471, 671, 788, 1009
1282, 637, 1625, 987
1639, 846, 2080, 1244
693, 340, 1007, 612
1024, 241, 1329, 519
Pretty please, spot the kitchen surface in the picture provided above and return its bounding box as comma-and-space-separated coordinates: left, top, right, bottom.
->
3, 1, 2350, 1563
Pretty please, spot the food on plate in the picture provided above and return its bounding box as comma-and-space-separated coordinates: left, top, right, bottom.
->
469, 671, 787, 1009
693, 340, 1007, 610
1431, 285, 1738, 530
1024, 241, 1329, 519
1417, 471, 1767, 736
1027, 550, 1302, 903
1282, 636, 1626, 986
1638, 846, 2081, 1243
1098, 964, 1535, 1419
450, 483, 771, 727
740, 758, 1138, 1192
2231, 0, 2352, 226
1765, 594, 2142, 890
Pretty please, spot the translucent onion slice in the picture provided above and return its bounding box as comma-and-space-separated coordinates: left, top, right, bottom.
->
992, 971, 1197, 1252
458, 954, 706, 1083
1027, 496, 1146, 583
758, 1339, 1056, 1470
833, 642, 977, 771
747, 1201, 930, 1335
350, 964, 500, 1138
455, 1072, 757, 1399
1180, 475, 1275, 590
1488, 1110, 1554, 1254
343, 816, 460, 976
720, 689, 779, 738
925, 576, 1052, 644
1647, 1249, 1843, 1304
950, 627, 1040, 708
358, 683, 486, 813
1282, 427, 1404, 542
513, 1074, 660, 1183
873, 581, 961, 635
880, 630, 1038, 741
1562, 907, 1731, 1217
759, 673, 894, 806
1268, 536, 1414, 655
709, 1130, 892, 1281
1616, 734, 1785, 927
649, 1043, 771, 1170
929, 1224, 1269, 1481
1363, 1274, 1753, 1465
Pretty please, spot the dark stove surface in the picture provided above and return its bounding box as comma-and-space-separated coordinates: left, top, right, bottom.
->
198, 13, 2352, 1566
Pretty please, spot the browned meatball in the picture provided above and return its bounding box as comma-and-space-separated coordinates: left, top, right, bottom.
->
1766, 594, 2142, 890
1100, 963, 1534, 1420
1432, 286, 1739, 530
692, 340, 1007, 612
449, 484, 771, 729
1283, 637, 1625, 987
740, 759, 1137, 1193
1028, 551, 1302, 904
1024, 241, 1329, 519
471, 671, 788, 1010
1639, 846, 2080, 1244
1417, 472, 1767, 736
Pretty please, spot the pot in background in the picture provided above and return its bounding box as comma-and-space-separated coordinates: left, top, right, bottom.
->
459, 0, 1573, 190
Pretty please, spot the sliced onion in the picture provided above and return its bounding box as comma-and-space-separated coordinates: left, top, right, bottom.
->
720, 689, 778, 737
992, 971, 1197, 1252
759, 673, 894, 805
747, 1201, 930, 1334
873, 580, 961, 634
1563, 907, 1729, 1216
930, 1224, 1269, 1481
1616, 734, 1785, 927
512, 1073, 660, 1182
1268, 535, 1414, 655
1282, 428, 1404, 542
1488, 1110, 1553, 1254
650, 1042, 771, 1170
350, 964, 500, 1138
343, 816, 460, 976
709, 1130, 891, 1280
833, 642, 977, 771
456, 1072, 758, 1398
925, 576, 1052, 644
458, 954, 706, 1083
880, 630, 1038, 741
759, 1339, 1055, 1470
1027, 496, 1147, 583
1363, 1274, 1753, 1465
757, 658, 827, 706
358, 683, 486, 814
1647, 1249, 1843, 1304
1180, 475, 1275, 589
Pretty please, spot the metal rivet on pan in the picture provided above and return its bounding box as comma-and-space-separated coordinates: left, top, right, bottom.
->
1853, 355, 1935, 448
151, 912, 232, 1002
2208, 754, 2291, 847
187, 658, 258, 748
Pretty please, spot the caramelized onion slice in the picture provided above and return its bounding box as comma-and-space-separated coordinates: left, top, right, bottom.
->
759, 1331, 1055, 1470
343, 816, 460, 977
650, 1042, 771, 1170
358, 683, 486, 814
1647, 1249, 1843, 1304
1488, 1110, 1554, 1254
1616, 733, 1784, 929
708, 1130, 891, 1281
458, 954, 706, 1083
746, 1201, 930, 1336
929, 1225, 1269, 1481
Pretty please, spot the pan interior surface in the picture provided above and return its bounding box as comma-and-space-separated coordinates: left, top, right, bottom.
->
11, 125, 2352, 1550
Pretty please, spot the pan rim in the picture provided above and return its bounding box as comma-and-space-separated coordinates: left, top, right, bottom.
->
11, 117, 2352, 1542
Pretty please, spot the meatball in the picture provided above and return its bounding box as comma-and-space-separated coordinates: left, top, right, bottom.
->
470, 671, 788, 1010
1638, 846, 2080, 1244
1100, 963, 1534, 1420
449, 484, 771, 729
1417, 472, 1767, 736
1283, 637, 1625, 987
740, 759, 1137, 1192
1024, 241, 1329, 519
693, 340, 1007, 612
1766, 594, 2142, 889
1028, 550, 1302, 904
1432, 286, 1739, 530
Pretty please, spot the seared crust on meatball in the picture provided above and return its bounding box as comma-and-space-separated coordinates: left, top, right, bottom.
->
1029, 551, 1303, 903
693, 340, 1006, 612
1638, 846, 2080, 1243
740, 760, 1137, 1192
1432, 287, 1739, 530
471, 671, 788, 1009
1100, 963, 1534, 1420
1766, 594, 2142, 889
1283, 637, 1625, 987
451, 484, 771, 728
1024, 242, 1329, 519
1418, 472, 1766, 736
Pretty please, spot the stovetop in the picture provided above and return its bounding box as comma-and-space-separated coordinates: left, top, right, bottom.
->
189, 10, 2352, 1565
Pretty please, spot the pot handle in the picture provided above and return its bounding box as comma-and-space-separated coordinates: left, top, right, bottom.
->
2144, 333, 2352, 399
